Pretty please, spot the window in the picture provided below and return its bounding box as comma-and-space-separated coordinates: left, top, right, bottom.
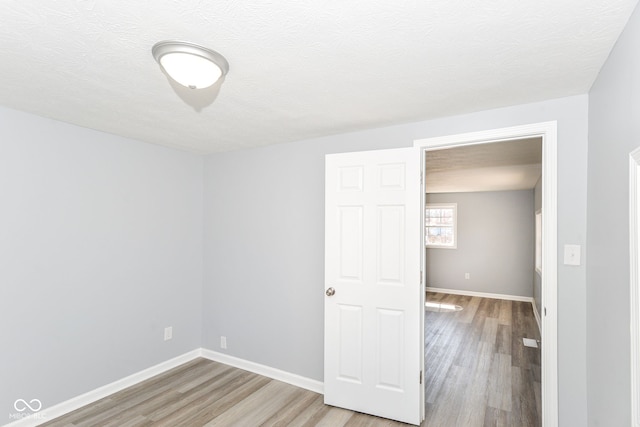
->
535, 209, 542, 273
425, 203, 457, 248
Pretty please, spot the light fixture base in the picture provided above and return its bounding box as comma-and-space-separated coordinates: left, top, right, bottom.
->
152, 40, 229, 89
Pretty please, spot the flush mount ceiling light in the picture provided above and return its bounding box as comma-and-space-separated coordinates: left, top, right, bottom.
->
152, 41, 229, 90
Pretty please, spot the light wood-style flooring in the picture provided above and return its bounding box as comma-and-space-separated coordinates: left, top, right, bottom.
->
425, 292, 541, 427
39, 358, 410, 427
42, 293, 541, 427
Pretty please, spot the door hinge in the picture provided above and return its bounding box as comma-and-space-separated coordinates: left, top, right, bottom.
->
420, 171, 423, 186
420, 370, 423, 384
544, 307, 547, 316
420, 271, 423, 284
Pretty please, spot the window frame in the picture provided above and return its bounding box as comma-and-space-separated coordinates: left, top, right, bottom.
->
424, 203, 457, 249
535, 209, 542, 274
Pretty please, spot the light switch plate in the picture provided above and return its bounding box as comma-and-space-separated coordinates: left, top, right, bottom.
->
564, 244, 581, 266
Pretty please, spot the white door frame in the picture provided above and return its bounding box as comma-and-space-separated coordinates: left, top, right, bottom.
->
629, 147, 640, 427
414, 121, 558, 427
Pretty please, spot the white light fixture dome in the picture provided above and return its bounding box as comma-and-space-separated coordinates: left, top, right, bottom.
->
152, 41, 229, 89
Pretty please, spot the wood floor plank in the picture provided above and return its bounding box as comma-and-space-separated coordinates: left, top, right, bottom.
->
154, 373, 270, 426
457, 294, 481, 324
483, 407, 511, 427
109, 414, 148, 427
487, 353, 512, 412
454, 340, 493, 427
71, 383, 177, 427
99, 390, 181, 427
498, 299, 512, 326
495, 324, 512, 355
144, 370, 248, 425
202, 380, 300, 426
39, 398, 115, 427
174, 361, 232, 393
425, 292, 541, 427
42, 359, 214, 427
425, 364, 468, 427
287, 395, 332, 427
313, 406, 354, 427
343, 412, 408, 426
258, 389, 320, 427
484, 298, 501, 319
424, 301, 466, 404
480, 317, 499, 344
147, 366, 245, 422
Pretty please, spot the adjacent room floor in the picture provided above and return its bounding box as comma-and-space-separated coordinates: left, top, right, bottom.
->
424, 292, 542, 427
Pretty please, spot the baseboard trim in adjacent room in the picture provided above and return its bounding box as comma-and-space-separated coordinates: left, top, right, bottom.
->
427, 286, 542, 334
200, 349, 324, 395
427, 286, 535, 303
531, 300, 542, 334
4, 349, 202, 427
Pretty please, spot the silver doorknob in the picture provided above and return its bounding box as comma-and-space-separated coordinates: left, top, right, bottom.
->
326, 287, 336, 296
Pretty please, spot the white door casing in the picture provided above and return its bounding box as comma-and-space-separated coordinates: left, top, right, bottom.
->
414, 121, 558, 427
629, 147, 640, 427
324, 147, 422, 425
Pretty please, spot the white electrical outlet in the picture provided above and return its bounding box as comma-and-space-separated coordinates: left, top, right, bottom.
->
220, 336, 227, 349
465, 273, 470, 279
164, 326, 173, 341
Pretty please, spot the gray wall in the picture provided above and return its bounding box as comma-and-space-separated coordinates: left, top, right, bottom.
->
0, 92, 591, 423
587, 2, 640, 425
0, 106, 204, 419
534, 177, 542, 316
203, 94, 589, 424
425, 191, 534, 297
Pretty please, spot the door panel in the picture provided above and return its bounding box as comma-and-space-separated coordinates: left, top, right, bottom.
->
338, 207, 363, 281
324, 147, 421, 425
377, 205, 405, 284
337, 304, 363, 383
377, 308, 404, 390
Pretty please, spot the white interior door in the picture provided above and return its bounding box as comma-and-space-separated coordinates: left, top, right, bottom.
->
324, 147, 421, 425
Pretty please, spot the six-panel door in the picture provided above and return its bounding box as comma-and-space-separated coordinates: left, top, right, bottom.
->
324, 147, 421, 425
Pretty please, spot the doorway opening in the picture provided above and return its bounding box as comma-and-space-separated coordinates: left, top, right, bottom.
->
421, 136, 542, 425
414, 122, 558, 426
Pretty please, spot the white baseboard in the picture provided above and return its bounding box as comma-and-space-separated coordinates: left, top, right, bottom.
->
427, 286, 535, 303
3, 348, 322, 427
531, 300, 542, 334
4, 349, 203, 427
200, 349, 324, 394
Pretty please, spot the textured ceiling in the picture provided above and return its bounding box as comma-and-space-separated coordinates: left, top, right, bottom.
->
425, 138, 542, 193
0, 1, 637, 153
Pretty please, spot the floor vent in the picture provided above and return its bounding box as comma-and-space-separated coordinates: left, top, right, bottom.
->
523, 338, 539, 348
